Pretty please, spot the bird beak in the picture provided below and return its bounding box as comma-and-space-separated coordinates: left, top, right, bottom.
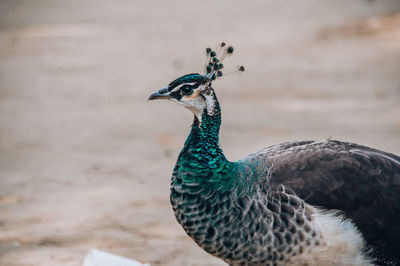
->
148, 87, 172, 101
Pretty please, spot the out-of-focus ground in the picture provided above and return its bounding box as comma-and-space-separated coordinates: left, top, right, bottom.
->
0, 0, 399, 265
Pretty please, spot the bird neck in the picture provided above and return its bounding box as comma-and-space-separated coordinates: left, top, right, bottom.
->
190, 101, 221, 147
175, 96, 236, 191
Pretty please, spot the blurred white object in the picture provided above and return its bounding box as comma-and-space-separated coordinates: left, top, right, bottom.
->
83, 249, 151, 266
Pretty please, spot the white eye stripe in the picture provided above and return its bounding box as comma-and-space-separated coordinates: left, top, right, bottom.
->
170, 82, 197, 92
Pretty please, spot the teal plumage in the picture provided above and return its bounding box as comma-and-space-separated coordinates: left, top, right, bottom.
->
172, 96, 234, 192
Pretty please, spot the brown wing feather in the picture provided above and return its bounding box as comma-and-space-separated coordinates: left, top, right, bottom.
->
252, 140, 400, 265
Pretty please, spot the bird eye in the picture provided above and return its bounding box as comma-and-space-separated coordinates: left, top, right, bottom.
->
180, 85, 193, 96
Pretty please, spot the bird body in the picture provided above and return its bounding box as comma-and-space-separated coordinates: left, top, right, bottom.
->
149, 44, 400, 265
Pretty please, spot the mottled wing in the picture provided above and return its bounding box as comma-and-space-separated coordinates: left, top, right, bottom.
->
251, 140, 400, 265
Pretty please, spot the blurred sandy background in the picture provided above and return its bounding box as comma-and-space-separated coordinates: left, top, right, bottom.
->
0, 0, 400, 265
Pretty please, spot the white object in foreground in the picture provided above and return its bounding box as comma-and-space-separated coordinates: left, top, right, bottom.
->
83, 249, 151, 266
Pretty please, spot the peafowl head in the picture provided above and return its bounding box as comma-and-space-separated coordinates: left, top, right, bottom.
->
148, 43, 244, 122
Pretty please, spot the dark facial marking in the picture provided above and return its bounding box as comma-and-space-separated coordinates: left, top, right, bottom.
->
169, 82, 200, 101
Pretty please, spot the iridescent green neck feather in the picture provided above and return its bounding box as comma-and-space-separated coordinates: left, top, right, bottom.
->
175, 95, 237, 192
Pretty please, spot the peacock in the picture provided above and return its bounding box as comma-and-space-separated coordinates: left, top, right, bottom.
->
148, 43, 400, 266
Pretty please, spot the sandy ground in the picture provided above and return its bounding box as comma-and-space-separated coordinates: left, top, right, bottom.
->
0, 1, 400, 265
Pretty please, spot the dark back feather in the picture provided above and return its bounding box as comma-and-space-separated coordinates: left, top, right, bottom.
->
250, 140, 400, 265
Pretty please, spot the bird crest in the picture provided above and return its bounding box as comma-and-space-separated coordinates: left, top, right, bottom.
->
203, 42, 245, 83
